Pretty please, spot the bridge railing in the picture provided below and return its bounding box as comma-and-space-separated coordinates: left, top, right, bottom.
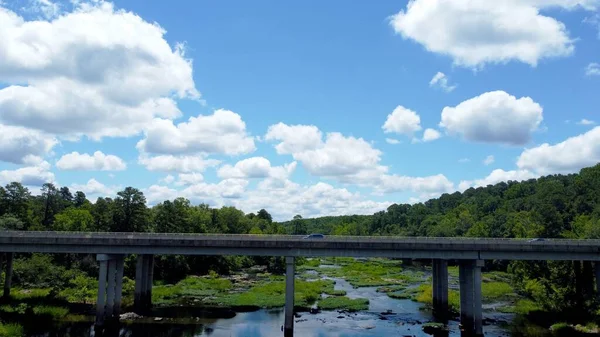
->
2, 230, 600, 246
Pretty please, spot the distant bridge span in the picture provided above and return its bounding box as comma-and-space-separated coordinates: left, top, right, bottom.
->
1, 231, 600, 261
2, 231, 600, 337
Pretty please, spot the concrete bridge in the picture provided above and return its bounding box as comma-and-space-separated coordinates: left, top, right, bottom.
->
2, 231, 600, 337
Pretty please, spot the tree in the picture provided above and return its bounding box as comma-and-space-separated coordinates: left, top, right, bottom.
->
2, 182, 31, 223
0, 214, 25, 230
112, 187, 148, 232
74, 191, 88, 208
54, 208, 94, 232
59, 186, 74, 206
154, 198, 192, 233
91, 197, 113, 232
41, 183, 59, 229
257, 209, 272, 224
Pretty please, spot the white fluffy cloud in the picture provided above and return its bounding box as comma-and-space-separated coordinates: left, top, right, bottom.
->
586, 63, 600, 76
138, 155, 220, 173
56, 151, 126, 171
218, 157, 297, 180
382, 106, 422, 137
0, 162, 55, 186
0, 2, 198, 139
137, 109, 255, 156
390, 0, 576, 68
484, 155, 495, 166
429, 72, 456, 92
440, 91, 543, 145
265, 123, 323, 155
377, 174, 454, 195
0, 124, 57, 164
386, 138, 401, 145
422, 128, 442, 142
175, 173, 204, 186
459, 169, 538, 190
517, 126, 600, 174
265, 123, 453, 196
294, 133, 383, 177
71, 178, 118, 198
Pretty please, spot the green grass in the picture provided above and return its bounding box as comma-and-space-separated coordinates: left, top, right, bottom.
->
316, 258, 420, 288
317, 297, 369, 312
376, 285, 407, 293
32, 305, 69, 318
209, 279, 334, 309
323, 289, 346, 296
10, 288, 51, 300
152, 275, 234, 305
0, 323, 24, 337
497, 299, 542, 315
482, 282, 515, 301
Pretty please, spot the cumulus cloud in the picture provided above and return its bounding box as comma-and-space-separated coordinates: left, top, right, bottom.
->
264, 123, 323, 155
390, 0, 576, 68
386, 138, 401, 145
0, 1, 198, 139
137, 109, 255, 156
459, 169, 538, 190
138, 155, 220, 173
160, 175, 175, 184
265, 123, 453, 196
217, 157, 297, 180
0, 162, 55, 186
586, 63, 600, 76
377, 174, 455, 195
71, 178, 118, 198
484, 155, 495, 166
175, 173, 204, 186
429, 72, 456, 92
0, 124, 57, 164
56, 151, 126, 171
517, 126, 600, 174
422, 128, 442, 142
440, 91, 543, 145
382, 106, 422, 137
294, 133, 383, 177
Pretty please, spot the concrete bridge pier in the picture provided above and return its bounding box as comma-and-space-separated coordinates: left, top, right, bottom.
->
284, 256, 295, 337
135, 254, 154, 315
1, 253, 14, 299
95, 254, 125, 327
432, 259, 448, 322
459, 260, 484, 337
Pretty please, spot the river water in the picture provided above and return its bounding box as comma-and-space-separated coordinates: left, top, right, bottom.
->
28, 272, 518, 337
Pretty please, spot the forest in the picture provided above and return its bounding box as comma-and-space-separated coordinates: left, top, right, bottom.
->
1, 163, 600, 321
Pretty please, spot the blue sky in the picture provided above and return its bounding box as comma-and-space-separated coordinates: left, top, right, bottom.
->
0, 0, 599, 220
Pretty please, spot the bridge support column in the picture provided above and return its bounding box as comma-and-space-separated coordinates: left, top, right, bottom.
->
473, 260, 484, 337
284, 256, 295, 337
459, 260, 484, 337
3, 253, 13, 299
135, 254, 154, 315
432, 259, 448, 322
595, 262, 600, 302
96, 254, 125, 327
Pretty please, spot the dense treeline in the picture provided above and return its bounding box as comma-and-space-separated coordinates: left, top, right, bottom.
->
283, 163, 600, 318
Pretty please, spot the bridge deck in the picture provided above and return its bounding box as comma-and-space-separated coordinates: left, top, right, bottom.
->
1, 231, 599, 260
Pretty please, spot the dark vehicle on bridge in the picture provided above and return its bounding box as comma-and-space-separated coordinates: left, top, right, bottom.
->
303, 233, 325, 239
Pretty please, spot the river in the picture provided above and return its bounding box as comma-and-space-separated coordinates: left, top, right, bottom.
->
25, 268, 521, 337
